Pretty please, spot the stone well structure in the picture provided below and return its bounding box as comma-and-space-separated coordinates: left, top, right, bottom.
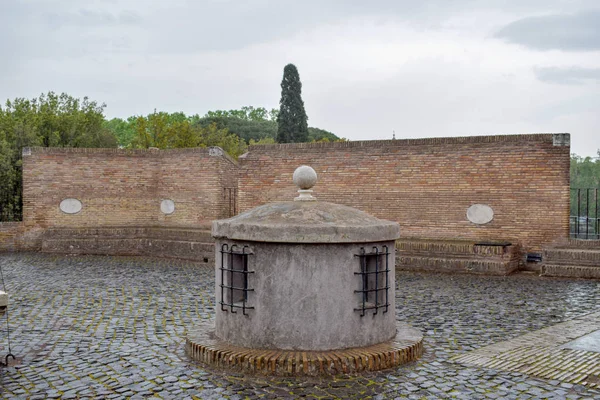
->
186, 166, 423, 376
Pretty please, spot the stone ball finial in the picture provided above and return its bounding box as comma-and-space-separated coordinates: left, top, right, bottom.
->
293, 166, 317, 201
293, 165, 317, 190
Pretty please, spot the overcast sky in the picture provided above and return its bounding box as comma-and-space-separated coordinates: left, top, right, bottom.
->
2, 0, 599, 156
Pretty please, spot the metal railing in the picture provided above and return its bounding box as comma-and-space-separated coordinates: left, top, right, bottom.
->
223, 187, 238, 218
570, 188, 600, 239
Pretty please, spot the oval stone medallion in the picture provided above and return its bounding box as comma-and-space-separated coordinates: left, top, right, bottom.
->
59, 198, 82, 214
161, 199, 175, 215
466, 204, 494, 224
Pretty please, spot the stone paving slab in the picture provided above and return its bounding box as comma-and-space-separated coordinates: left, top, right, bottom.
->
564, 329, 600, 353
0, 253, 599, 399
453, 311, 600, 389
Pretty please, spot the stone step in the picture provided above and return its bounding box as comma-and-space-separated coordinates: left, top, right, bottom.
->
542, 264, 600, 279
397, 238, 518, 258
543, 248, 600, 266
396, 255, 519, 275
564, 239, 600, 249
44, 226, 215, 242
42, 237, 215, 263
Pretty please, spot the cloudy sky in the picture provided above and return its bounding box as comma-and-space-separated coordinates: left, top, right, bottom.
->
2, 0, 599, 155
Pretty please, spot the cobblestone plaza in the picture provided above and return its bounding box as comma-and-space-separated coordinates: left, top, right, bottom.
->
0, 253, 599, 399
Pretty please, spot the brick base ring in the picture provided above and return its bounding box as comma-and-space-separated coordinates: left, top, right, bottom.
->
185, 320, 423, 376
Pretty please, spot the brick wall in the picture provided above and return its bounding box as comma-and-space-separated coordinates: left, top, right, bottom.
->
13, 134, 571, 256
22, 147, 237, 231
239, 134, 570, 252
0, 222, 23, 251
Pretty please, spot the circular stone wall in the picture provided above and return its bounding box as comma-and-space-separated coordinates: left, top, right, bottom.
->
215, 239, 397, 351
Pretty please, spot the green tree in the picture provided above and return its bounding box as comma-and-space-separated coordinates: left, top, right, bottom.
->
249, 137, 276, 145
196, 116, 278, 143
205, 107, 278, 122
276, 64, 309, 143
199, 122, 247, 158
0, 92, 116, 221
569, 152, 600, 219
571, 153, 600, 189
308, 127, 342, 142
198, 106, 340, 145
129, 111, 248, 158
132, 110, 171, 148
104, 117, 137, 148
171, 120, 201, 148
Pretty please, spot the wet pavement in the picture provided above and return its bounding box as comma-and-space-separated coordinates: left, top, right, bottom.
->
0, 252, 599, 399
564, 329, 600, 353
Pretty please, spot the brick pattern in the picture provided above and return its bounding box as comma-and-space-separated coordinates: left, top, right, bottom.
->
542, 242, 600, 278
7, 134, 572, 263
239, 134, 570, 252
20, 147, 237, 249
542, 265, 600, 279
453, 311, 600, 389
0, 221, 23, 251
186, 319, 423, 376
396, 239, 522, 275
41, 227, 215, 262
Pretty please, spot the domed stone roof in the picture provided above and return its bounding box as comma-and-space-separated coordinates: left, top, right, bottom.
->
212, 200, 400, 243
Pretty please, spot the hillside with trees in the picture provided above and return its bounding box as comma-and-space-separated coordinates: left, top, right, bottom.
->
0, 92, 341, 221
3, 91, 596, 223
195, 106, 339, 144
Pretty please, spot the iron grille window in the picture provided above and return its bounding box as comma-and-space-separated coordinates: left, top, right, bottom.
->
354, 246, 390, 317
219, 244, 254, 315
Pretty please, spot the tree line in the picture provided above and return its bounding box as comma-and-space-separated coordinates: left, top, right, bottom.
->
571, 153, 600, 189
0, 63, 342, 221
0, 97, 340, 221
570, 153, 600, 220
2, 61, 597, 222
105, 105, 340, 153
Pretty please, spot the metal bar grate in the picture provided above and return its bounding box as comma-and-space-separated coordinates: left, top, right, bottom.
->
219, 244, 254, 315
570, 188, 600, 240
354, 246, 390, 317
222, 187, 238, 218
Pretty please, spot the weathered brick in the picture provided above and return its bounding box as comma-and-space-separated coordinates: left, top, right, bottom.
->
15, 146, 238, 251
0, 134, 571, 259
239, 134, 570, 253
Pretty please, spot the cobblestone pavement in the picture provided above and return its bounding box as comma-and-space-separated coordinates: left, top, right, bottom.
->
0, 253, 599, 399
453, 311, 600, 389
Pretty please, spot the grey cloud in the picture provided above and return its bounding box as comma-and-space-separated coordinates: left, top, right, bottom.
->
0, 2, 140, 62
535, 66, 600, 84
4, 0, 598, 59
44, 9, 141, 29
121, 0, 495, 55
495, 10, 600, 51
122, 1, 600, 55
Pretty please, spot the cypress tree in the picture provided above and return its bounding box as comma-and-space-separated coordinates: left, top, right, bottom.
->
276, 64, 308, 143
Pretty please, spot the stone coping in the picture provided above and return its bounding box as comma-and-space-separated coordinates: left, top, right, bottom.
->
24, 145, 238, 165
43, 225, 213, 239
186, 319, 423, 376
246, 133, 562, 152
